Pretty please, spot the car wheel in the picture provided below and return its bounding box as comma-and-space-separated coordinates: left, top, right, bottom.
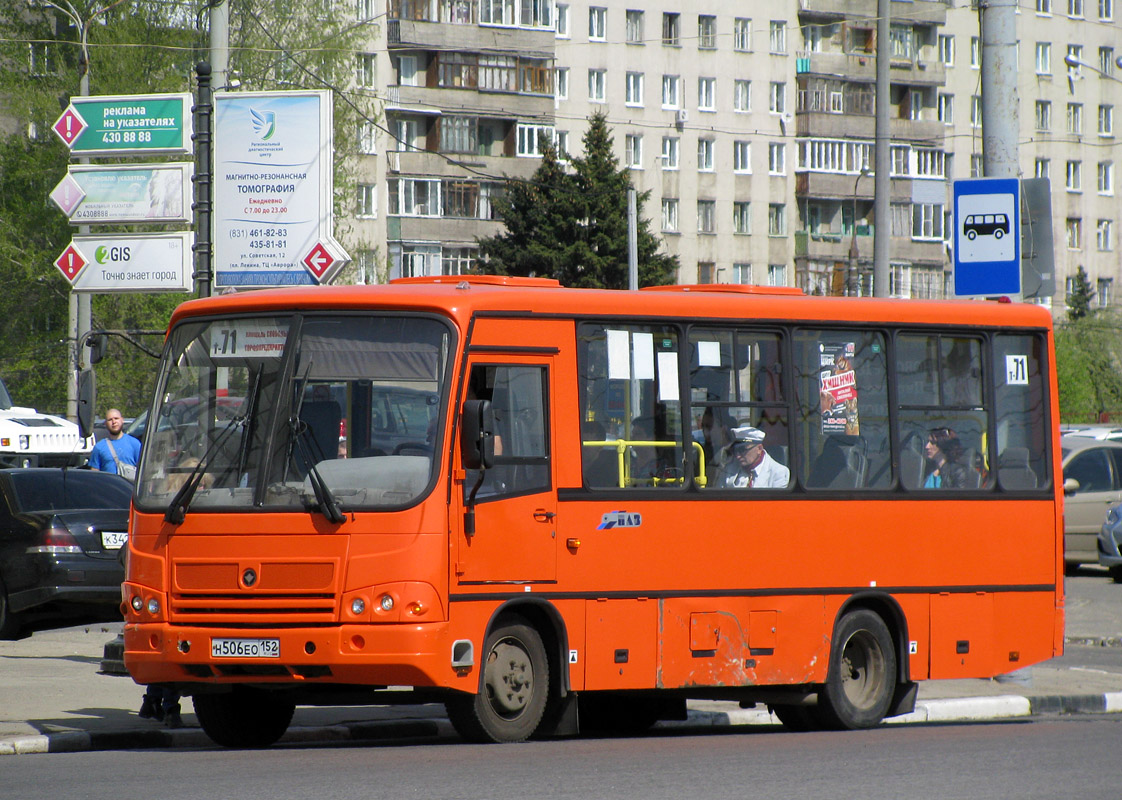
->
445, 618, 549, 743
815, 609, 897, 730
1110, 566, 1122, 584
0, 579, 21, 640
193, 687, 295, 748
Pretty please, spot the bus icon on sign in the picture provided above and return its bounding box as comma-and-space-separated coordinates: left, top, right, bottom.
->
963, 213, 1010, 240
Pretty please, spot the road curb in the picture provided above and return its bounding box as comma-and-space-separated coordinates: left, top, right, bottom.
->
2, 695, 1120, 756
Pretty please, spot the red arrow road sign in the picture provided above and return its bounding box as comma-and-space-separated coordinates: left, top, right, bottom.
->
302, 242, 337, 281
52, 107, 88, 148
55, 244, 87, 283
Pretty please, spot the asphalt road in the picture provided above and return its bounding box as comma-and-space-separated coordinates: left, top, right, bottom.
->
3, 715, 1119, 800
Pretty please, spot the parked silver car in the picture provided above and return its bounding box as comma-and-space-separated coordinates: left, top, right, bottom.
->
1061, 435, 1122, 568
1098, 504, 1122, 582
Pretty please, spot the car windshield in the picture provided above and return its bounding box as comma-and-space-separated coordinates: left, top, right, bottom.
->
9, 470, 132, 512
135, 314, 453, 514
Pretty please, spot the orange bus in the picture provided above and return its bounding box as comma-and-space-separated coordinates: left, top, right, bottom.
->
121, 276, 1063, 746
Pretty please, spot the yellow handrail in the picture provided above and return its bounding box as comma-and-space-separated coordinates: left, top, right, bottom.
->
581, 439, 707, 488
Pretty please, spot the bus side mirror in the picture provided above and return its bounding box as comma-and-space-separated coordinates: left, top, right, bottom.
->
77, 367, 96, 441
462, 398, 495, 470
86, 333, 108, 366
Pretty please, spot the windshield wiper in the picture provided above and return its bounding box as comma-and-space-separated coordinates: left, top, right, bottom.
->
291, 415, 344, 524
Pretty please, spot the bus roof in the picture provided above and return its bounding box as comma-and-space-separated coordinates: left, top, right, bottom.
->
169, 277, 1054, 332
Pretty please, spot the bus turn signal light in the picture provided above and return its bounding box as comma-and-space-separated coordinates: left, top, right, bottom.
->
567, 538, 581, 550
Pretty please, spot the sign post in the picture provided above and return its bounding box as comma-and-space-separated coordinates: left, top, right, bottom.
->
953, 177, 1022, 298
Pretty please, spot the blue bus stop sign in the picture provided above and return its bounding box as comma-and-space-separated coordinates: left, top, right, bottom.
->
953, 178, 1021, 297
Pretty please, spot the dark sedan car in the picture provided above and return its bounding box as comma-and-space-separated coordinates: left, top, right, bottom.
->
0, 468, 131, 638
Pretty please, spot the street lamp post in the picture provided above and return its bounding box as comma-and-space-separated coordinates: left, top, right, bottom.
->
848, 168, 870, 297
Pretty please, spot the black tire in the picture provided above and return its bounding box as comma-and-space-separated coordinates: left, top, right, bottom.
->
446, 619, 549, 743
193, 687, 295, 748
994, 228, 1004, 239
769, 704, 817, 732
0, 578, 20, 640
966, 229, 977, 240
816, 609, 897, 730
1110, 565, 1122, 584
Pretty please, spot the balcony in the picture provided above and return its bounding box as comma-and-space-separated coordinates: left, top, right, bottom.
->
795, 112, 946, 143
388, 19, 555, 57
386, 84, 554, 119
798, 0, 946, 24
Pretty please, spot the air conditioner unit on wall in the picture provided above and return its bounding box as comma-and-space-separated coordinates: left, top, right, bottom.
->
676, 109, 688, 126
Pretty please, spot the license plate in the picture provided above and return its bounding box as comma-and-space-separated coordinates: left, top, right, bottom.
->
211, 638, 280, 658
101, 530, 128, 550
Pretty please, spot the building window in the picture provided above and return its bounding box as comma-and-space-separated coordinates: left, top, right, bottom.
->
1097, 219, 1114, 251
626, 10, 644, 43
1068, 45, 1083, 78
769, 82, 786, 114
443, 247, 478, 276
1099, 161, 1114, 194
697, 138, 714, 171
1102, 0, 1115, 20
916, 149, 945, 178
697, 263, 715, 284
698, 77, 715, 112
768, 142, 786, 175
891, 145, 911, 176
1036, 158, 1051, 179
733, 263, 752, 283
556, 67, 569, 100
769, 20, 787, 53
938, 93, 954, 124
734, 18, 751, 51
1100, 105, 1114, 137
890, 24, 914, 60
733, 141, 751, 173
662, 198, 680, 232
768, 264, 787, 286
1035, 100, 1052, 131
1101, 46, 1116, 76
912, 203, 945, 240
1067, 159, 1083, 191
662, 75, 681, 108
480, 0, 516, 25
359, 121, 377, 154
1038, 0, 1053, 13
626, 72, 644, 106
625, 134, 643, 169
389, 178, 440, 216
357, 183, 377, 218
663, 12, 680, 45
1066, 217, 1083, 248
1069, 0, 1085, 17
556, 3, 569, 37
698, 15, 716, 49
589, 7, 606, 40
28, 43, 53, 76
733, 202, 751, 234
357, 53, 377, 87
588, 69, 606, 102
1067, 102, 1084, 135
939, 34, 955, 66
1098, 278, 1113, 307
970, 95, 982, 128
517, 123, 555, 156
768, 203, 787, 236
1035, 42, 1051, 74
697, 200, 716, 234
662, 136, 679, 170
971, 154, 983, 178
734, 80, 751, 112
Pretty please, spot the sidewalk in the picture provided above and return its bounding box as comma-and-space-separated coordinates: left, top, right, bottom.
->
3, 617, 1121, 756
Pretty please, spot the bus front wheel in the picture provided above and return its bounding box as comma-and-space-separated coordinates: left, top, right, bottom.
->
816, 609, 896, 730
193, 687, 295, 748
446, 619, 549, 743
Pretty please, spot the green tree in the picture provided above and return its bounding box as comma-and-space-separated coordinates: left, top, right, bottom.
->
1066, 265, 1096, 321
1055, 313, 1122, 422
478, 112, 678, 288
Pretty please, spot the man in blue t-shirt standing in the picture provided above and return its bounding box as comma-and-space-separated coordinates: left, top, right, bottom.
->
87, 408, 141, 480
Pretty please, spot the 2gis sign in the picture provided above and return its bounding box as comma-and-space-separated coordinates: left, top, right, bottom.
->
53, 94, 192, 156
54, 233, 194, 293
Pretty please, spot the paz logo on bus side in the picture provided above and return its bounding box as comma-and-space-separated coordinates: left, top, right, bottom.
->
598, 510, 642, 530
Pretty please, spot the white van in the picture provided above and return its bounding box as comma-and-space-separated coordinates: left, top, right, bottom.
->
0, 377, 92, 468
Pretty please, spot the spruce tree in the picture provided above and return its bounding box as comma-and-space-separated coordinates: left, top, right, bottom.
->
1066, 265, 1095, 321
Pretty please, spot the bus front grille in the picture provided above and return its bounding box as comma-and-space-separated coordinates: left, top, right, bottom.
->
170, 592, 338, 623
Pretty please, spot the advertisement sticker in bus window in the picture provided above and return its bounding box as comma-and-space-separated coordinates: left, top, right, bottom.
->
209, 320, 289, 359
607, 329, 630, 379
820, 342, 859, 435
698, 340, 721, 367
1006, 355, 1029, 385
658, 352, 679, 402
633, 332, 655, 380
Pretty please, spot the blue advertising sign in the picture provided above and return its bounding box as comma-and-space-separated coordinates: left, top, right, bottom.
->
953, 178, 1021, 297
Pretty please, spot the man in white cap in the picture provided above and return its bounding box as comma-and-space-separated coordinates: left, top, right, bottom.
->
720, 425, 789, 488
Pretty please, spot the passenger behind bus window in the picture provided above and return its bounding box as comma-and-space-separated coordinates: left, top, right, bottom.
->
718, 426, 789, 488
693, 406, 734, 467
924, 428, 969, 489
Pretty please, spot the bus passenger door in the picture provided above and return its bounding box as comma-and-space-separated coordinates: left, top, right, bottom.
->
456, 360, 556, 584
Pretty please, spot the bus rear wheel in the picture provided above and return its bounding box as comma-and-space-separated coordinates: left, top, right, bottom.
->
193, 687, 295, 748
446, 620, 549, 743
816, 609, 896, 730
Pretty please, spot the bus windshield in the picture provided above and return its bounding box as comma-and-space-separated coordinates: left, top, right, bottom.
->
135, 314, 452, 514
